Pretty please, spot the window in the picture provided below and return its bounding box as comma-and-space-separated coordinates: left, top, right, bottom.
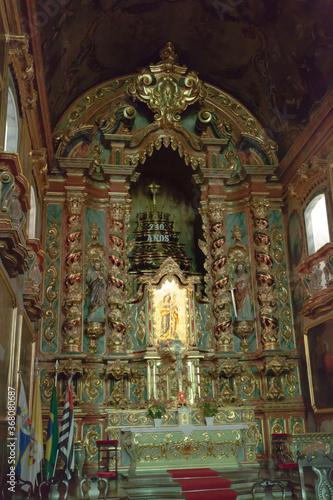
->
4, 86, 19, 153
28, 185, 36, 239
304, 193, 330, 254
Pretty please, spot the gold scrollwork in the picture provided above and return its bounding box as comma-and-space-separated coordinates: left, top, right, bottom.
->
43, 219, 60, 348
128, 42, 207, 130
41, 370, 55, 402
83, 369, 102, 403
84, 426, 100, 463
271, 223, 293, 347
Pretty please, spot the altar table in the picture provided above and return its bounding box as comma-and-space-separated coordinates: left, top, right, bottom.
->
121, 424, 249, 472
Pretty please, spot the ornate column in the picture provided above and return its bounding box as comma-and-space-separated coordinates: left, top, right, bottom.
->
207, 201, 234, 352
107, 199, 130, 353
62, 189, 85, 352
251, 199, 279, 350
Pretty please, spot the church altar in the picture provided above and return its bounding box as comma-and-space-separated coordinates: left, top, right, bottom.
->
121, 423, 250, 472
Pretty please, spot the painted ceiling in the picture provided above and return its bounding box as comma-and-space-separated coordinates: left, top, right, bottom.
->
35, 0, 333, 158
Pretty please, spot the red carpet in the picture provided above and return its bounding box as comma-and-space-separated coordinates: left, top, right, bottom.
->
167, 468, 238, 499
167, 468, 219, 478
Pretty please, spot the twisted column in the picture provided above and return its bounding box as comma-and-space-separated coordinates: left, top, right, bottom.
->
107, 199, 130, 353
207, 202, 234, 352
251, 199, 279, 350
62, 190, 85, 352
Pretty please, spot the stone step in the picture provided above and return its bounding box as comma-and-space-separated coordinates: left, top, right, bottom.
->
124, 484, 183, 497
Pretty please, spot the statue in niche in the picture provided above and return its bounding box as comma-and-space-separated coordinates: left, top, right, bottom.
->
86, 260, 106, 322
234, 263, 253, 320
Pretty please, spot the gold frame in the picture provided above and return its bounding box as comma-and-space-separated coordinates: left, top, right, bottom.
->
149, 275, 191, 347
304, 314, 333, 413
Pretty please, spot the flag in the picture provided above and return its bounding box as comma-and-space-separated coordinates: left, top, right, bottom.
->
15, 377, 31, 481
45, 378, 58, 479
57, 377, 74, 479
26, 373, 44, 488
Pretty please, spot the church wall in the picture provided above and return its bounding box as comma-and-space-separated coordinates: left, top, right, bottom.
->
0, 0, 46, 483
282, 106, 333, 432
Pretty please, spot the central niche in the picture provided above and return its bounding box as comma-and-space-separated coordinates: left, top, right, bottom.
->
128, 148, 204, 279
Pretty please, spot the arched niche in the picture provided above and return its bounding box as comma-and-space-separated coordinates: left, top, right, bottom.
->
128, 147, 205, 277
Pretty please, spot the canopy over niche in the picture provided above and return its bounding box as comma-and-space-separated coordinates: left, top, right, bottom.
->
51, 42, 279, 200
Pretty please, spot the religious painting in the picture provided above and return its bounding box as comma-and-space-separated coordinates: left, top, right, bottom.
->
0, 268, 16, 416
288, 210, 303, 266
304, 317, 333, 412
151, 277, 190, 347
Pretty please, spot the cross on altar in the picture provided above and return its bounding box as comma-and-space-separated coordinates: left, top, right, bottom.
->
148, 181, 161, 209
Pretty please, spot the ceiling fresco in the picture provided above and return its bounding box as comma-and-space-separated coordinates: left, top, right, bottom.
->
36, 0, 333, 158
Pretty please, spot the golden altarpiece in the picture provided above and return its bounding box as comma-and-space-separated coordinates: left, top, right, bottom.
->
37, 43, 306, 472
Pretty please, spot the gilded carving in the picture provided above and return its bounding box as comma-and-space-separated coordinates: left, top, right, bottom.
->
41, 370, 55, 403
288, 158, 329, 203
235, 368, 257, 399
43, 219, 60, 348
30, 149, 48, 197
136, 307, 146, 344
8, 35, 37, 110
84, 427, 100, 463
271, 223, 293, 346
205, 202, 234, 352
83, 369, 102, 403
251, 198, 279, 350
107, 200, 130, 353
63, 190, 85, 352
131, 366, 146, 408
128, 42, 207, 130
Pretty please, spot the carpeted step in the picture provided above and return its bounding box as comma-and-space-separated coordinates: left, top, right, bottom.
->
168, 468, 219, 478
183, 490, 238, 500
174, 477, 232, 491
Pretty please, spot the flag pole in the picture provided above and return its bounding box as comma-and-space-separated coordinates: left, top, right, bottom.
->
35, 358, 43, 485
52, 360, 59, 478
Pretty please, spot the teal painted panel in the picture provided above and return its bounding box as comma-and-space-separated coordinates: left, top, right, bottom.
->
226, 212, 248, 248
196, 303, 211, 350
42, 204, 62, 353
85, 208, 105, 244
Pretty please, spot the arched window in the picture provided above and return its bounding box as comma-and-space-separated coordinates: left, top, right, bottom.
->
4, 86, 19, 153
28, 185, 36, 239
304, 193, 330, 254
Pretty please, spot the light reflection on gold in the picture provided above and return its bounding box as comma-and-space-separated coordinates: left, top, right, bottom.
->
152, 278, 189, 346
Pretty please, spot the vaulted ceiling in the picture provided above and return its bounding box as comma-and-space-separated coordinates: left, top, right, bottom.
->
24, 0, 333, 160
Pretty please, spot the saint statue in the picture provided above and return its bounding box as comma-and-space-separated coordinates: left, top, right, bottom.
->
234, 263, 253, 320
159, 293, 180, 340
86, 261, 106, 322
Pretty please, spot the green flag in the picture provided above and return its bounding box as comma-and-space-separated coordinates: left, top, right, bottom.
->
45, 381, 59, 479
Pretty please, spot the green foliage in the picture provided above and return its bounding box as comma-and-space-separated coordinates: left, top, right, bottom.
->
147, 400, 167, 419
200, 397, 218, 417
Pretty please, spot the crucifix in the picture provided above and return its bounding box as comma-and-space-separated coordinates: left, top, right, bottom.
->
148, 181, 161, 210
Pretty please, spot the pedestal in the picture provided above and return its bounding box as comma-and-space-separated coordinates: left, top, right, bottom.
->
178, 407, 191, 426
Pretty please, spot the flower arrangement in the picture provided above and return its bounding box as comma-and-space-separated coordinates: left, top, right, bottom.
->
200, 397, 218, 417
147, 400, 167, 420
